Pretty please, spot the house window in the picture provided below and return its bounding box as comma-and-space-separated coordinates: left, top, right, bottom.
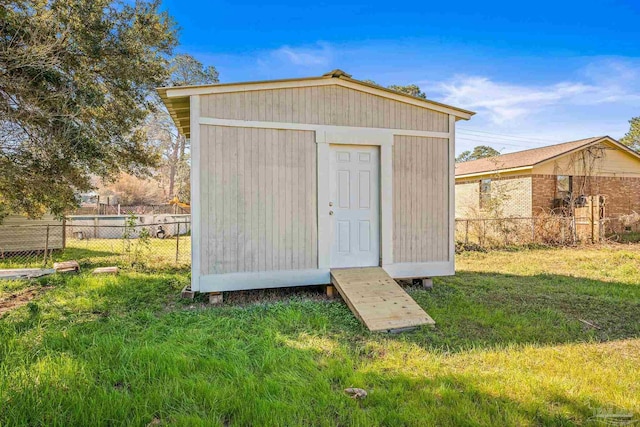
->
479, 179, 492, 209
557, 175, 572, 199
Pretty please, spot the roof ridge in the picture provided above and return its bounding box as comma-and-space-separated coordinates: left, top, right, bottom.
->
456, 136, 607, 166
322, 69, 352, 78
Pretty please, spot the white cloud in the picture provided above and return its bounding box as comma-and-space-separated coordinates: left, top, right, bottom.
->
422, 59, 640, 155
429, 60, 640, 126
271, 44, 333, 67
249, 43, 336, 79
437, 77, 592, 124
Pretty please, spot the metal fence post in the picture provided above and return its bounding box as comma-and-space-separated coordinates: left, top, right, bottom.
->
482, 219, 486, 247
175, 222, 180, 264
464, 220, 469, 244
61, 220, 67, 250
43, 224, 50, 267
591, 196, 596, 243
531, 217, 535, 243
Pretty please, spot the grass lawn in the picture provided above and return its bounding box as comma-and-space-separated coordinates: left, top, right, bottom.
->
1, 245, 639, 426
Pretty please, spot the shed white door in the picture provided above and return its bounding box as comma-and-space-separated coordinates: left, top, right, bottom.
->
329, 145, 380, 268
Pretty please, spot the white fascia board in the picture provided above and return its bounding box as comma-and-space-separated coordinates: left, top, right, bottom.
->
448, 115, 455, 268
198, 269, 331, 292
189, 95, 201, 292
198, 118, 450, 140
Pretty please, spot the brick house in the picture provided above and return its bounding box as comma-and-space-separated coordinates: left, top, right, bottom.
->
455, 136, 640, 219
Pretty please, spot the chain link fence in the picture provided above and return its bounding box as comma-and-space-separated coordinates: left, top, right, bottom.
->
455, 215, 640, 250
3, 214, 638, 269
72, 204, 190, 215
0, 218, 191, 269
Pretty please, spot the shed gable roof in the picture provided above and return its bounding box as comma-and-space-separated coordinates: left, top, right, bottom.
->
158, 69, 475, 138
454, 136, 640, 177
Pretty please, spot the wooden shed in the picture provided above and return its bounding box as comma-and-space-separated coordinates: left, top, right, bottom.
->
159, 70, 474, 297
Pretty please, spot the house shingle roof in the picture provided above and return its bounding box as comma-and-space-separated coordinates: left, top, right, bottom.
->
455, 136, 607, 176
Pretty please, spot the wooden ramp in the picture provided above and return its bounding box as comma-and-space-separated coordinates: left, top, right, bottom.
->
330, 267, 435, 332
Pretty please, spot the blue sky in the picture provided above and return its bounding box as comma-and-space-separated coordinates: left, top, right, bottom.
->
162, 0, 640, 154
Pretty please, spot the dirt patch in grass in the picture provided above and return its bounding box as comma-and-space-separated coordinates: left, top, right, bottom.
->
177, 280, 437, 310
217, 281, 430, 306
166, 285, 335, 312
0, 285, 53, 316
222, 285, 332, 305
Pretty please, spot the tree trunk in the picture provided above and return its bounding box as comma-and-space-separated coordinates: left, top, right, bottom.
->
167, 135, 183, 198
168, 163, 176, 197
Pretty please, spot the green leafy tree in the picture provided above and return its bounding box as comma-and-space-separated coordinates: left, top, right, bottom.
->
146, 54, 219, 201
0, 0, 177, 219
456, 145, 501, 163
168, 54, 219, 87
620, 116, 640, 152
364, 80, 427, 99
387, 84, 427, 99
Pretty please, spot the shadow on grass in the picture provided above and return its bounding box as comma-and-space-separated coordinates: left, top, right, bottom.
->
58, 246, 124, 260
193, 270, 640, 355
54, 248, 191, 273
0, 247, 125, 269
206, 270, 640, 352
0, 248, 118, 270
392, 271, 640, 352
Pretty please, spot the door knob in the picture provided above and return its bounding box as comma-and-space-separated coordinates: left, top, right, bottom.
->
329, 211, 334, 215
329, 202, 333, 207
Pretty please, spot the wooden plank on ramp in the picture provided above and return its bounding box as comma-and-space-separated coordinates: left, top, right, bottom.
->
330, 267, 435, 332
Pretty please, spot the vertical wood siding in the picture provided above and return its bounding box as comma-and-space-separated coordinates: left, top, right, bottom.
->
0, 215, 64, 252
201, 86, 449, 132
393, 136, 449, 263
200, 125, 317, 274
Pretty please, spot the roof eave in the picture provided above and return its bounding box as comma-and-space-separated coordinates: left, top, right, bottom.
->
455, 166, 533, 179
157, 88, 191, 138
